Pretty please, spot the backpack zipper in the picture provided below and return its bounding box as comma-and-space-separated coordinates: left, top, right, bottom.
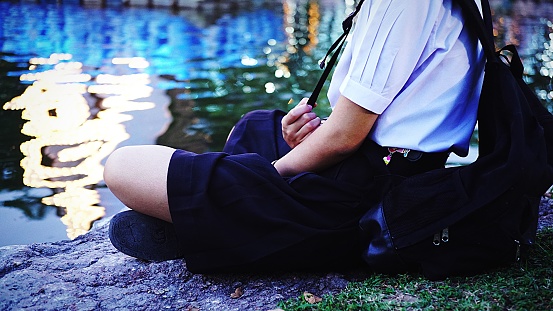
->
441, 227, 449, 243
433, 227, 449, 246
514, 239, 521, 262
431, 229, 520, 262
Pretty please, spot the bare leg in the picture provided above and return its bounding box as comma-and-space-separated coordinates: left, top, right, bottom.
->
103, 145, 175, 223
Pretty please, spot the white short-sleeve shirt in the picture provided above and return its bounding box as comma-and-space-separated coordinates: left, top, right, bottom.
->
327, 0, 485, 156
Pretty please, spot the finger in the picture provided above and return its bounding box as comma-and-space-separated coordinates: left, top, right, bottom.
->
297, 116, 321, 138
288, 116, 321, 147
298, 97, 317, 108
282, 112, 317, 148
298, 97, 309, 106
283, 111, 317, 135
282, 103, 313, 126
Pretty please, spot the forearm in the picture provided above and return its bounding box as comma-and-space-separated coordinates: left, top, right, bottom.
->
274, 122, 356, 176
274, 95, 378, 176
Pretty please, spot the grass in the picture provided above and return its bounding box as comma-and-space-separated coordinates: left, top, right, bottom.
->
278, 229, 553, 310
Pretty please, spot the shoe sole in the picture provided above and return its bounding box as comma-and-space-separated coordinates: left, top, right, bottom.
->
109, 210, 185, 261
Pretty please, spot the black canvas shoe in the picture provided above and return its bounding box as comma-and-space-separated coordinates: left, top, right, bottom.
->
109, 210, 185, 261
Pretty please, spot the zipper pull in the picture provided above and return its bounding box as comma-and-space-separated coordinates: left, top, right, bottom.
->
514, 240, 521, 262
433, 232, 441, 246
441, 227, 449, 243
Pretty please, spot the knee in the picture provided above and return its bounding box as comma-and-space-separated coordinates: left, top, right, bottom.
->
103, 145, 175, 194
103, 146, 133, 191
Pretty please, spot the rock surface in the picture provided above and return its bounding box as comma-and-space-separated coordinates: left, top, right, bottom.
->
538, 195, 553, 231
1, 197, 552, 311
0, 218, 367, 311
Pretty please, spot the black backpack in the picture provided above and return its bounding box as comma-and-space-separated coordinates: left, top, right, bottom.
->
357, 0, 553, 279
311, 0, 553, 280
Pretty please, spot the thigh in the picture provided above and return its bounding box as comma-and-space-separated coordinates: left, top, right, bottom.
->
103, 145, 175, 222
167, 150, 373, 272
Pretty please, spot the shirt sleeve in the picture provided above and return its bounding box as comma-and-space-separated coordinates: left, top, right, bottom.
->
339, 0, 445, 114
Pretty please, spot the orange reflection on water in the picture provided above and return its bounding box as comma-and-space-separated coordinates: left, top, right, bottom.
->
3, 54, 154, 239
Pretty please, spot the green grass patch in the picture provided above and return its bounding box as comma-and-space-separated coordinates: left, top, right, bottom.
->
278, 229, 553, 310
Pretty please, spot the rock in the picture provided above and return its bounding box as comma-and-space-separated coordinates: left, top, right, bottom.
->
2, 196, 552, 310
538, 196, 553, 231
0, 220, 365, 311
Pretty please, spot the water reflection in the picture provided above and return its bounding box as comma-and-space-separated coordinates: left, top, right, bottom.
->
0, 1, 290, 245
491, 0, 553, 109
156, 0, 352, 151
0, 0, 552, 246
3, 54, 156, 239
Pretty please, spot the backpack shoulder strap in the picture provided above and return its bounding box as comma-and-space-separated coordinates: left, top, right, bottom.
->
307, 0, 365, 106
456, 0, 497, 63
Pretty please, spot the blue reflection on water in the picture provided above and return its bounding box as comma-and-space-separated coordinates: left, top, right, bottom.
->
0, 1, 290, 246
0, 2, 286, 79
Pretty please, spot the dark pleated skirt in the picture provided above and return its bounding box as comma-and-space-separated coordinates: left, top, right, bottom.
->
167, 110, 446, 273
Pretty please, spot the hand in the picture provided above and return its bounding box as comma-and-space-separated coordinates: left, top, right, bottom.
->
281, 98, 321, 148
